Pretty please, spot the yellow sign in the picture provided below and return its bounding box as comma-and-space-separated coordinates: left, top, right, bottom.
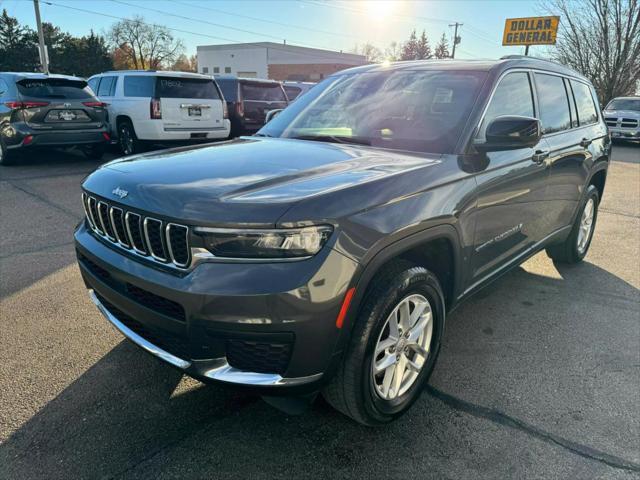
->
502, 16, 560, 46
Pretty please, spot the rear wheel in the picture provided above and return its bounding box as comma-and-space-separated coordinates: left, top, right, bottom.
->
0, 139, 16, 166
118, 120, 142, 155
546, 185, 599, 263
322, 260, 445, 425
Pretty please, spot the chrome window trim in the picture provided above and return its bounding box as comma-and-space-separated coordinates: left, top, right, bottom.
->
124, 211, 147, 255
165, 223, 190, 267
143, 217, 168, 262
109, 206, 130, 248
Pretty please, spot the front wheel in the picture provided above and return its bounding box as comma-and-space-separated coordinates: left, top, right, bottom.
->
322, 260, 445, 425
546, 185, 600, 263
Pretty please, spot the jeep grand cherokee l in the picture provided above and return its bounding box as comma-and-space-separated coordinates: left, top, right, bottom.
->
75, 56, 609, 425
0, 73, 110, 165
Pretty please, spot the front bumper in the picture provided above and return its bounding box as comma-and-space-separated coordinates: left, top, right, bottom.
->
75, 222, 358, 391
608, 127, 640, 139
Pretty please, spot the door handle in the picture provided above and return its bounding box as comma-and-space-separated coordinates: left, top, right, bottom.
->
580, 137, 592, 148
532, 149, 549, 164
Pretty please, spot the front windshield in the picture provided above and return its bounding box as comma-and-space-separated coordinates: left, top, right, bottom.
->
259, 69, 486, 154
606, 98, 640, 111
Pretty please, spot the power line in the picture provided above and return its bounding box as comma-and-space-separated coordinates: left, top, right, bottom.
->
171, 0, 362, 41
41, 0, 368, 64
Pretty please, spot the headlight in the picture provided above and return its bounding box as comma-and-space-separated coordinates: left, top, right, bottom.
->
194, 225, 333, 259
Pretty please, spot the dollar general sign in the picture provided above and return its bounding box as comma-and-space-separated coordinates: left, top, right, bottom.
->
503, 16, 560, 46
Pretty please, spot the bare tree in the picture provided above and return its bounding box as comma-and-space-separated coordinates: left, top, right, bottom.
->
351, 42, 382, 63
384, 41, 401, 61
108, 16, 184, 70
542, 0, 640, 103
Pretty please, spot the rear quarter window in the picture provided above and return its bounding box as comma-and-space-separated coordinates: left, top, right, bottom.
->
241, 83, 287, 102
17, 78, 93, 99
534, 73, 572, 134
284, 86, 302, 100
155, 77, 220, 100
123, 76, 155, 97
570, 80, 598, 125
97, 76, 117, 97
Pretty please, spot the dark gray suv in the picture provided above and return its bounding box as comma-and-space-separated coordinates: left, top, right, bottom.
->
75, 56, 609, 425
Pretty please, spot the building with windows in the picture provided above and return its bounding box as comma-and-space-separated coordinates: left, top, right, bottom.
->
196, 42, 367, 81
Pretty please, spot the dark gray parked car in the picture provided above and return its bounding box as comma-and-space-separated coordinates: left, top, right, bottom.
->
0, 72, 110, 165
75, 56, 609, 425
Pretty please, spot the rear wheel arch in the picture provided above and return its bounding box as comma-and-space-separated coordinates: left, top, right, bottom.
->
588, 167, 607, 204
341, 224, 462, 337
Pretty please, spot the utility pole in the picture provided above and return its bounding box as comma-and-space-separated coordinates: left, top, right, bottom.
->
449, 22, 463, 59
33, 0, 49, 74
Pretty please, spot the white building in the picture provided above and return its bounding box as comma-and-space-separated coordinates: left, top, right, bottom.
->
197, 42, 367, 81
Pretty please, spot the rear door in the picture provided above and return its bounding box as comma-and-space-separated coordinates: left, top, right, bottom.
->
16, 78, 106, 130
240, 81, 288, 126
155, 76, 225, 131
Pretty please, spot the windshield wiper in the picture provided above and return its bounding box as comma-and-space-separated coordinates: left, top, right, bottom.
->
290, 134, 371, 146
253, 133, 273, 137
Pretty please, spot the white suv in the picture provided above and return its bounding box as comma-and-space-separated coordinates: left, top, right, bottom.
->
88, 71, 230, 155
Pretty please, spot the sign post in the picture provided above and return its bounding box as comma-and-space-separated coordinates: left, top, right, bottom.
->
502, 16, 560, 55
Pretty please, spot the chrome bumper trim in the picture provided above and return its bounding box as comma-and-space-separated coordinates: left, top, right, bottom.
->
89, 289, 191, 369
89, 290, 323, 386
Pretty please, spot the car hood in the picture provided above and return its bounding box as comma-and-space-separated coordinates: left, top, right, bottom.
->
82, 137, 441, 226
603, 109, 640, 118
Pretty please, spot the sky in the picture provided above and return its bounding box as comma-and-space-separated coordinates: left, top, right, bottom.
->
2, 0, 547, 60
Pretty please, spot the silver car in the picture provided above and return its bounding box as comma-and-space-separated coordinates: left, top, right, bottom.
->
603, 96, 640, 142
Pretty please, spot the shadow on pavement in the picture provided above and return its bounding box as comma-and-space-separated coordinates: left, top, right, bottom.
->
1, 260, 638, 478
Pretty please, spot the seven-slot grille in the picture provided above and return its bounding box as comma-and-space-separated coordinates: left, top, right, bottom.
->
82, 192, 191, 268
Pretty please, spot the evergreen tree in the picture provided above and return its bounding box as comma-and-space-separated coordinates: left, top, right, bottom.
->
434, 33, 451, 59
400, 30, 419, 60
416, 30, 432, 60
0, 9, 38, 71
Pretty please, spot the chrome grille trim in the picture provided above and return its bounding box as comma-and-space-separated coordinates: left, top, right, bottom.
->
143, 217, 168, 262
109, 207, 130, 248
97, 201, 117, 241
125, 212, 147, 255
82, 194, 190, 269
165, 223, 190, 267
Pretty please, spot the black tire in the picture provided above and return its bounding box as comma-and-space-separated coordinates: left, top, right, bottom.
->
546, 185, 600, 264
118, 120, 142, 155
322, 260, 445, 426
83, 143, 106, 160
0, 139, 16, 166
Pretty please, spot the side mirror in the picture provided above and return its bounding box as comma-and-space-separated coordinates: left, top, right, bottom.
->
477, 115, 542, 151
265, 109, 283, 123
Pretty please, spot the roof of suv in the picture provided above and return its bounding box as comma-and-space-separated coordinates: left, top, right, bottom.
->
334, 56, 591, 83
0, 72, 86, 82
214, 75, 282, 85
92, 70, 213, 79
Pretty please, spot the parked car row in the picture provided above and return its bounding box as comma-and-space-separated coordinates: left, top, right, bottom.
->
0, 70, 317, 164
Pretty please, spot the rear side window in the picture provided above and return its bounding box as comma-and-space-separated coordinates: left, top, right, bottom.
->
241, 83, 287, 102
535, 73, 571, 134
284, 85, 302, 100
123, 76, 155, 97
570, 80, 598, 125
217, 79, 237, 100
478, 72, 534, 140
87, 77, 99, 94
17, 78, 92, 99
0, 79, 9, 97
155, 77, 220, 100
97, 76, 117, 97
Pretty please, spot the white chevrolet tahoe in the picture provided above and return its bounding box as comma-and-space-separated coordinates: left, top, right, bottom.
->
88, 71, 230, 155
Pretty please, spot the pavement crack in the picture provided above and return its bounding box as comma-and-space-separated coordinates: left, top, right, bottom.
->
6, 180, 80, 220
599, 208, 640, 219
426, 386, 640, 473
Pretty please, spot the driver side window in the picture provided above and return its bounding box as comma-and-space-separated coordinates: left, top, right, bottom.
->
477, 72, 535, 141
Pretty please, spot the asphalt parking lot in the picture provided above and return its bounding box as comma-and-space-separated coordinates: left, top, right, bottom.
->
0, 143, 638, 479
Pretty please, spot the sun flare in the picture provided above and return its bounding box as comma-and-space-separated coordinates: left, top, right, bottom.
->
363, 0, 396, 21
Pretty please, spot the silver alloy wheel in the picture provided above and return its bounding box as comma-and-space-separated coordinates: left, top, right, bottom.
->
372, 294, 433, 400
120, 125, 133, 155
577, 197, 595, 254
0, 145, 3, 162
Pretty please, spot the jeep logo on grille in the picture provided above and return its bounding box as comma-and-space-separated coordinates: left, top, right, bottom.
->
111, 187, 128, 199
